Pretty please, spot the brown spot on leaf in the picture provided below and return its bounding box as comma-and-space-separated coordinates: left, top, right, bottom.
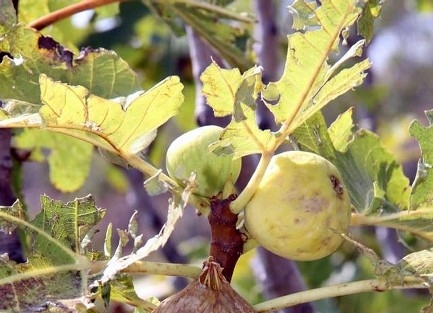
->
38, 35, 73, 67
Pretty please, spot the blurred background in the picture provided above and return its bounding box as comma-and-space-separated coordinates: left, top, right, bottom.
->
2, 0, 433, 312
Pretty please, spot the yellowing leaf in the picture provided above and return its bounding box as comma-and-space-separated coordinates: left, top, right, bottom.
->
212, 103, 277, 158
201, 62, 242, 117
36, 74, 183, 154
263, 0, 368, 132
201, 63, 274, 157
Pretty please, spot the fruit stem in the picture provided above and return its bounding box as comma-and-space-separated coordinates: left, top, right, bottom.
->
121, 153, 209, 213
253, 278, 427, 312
208, 195, 245, 282
230, 152, 273, 214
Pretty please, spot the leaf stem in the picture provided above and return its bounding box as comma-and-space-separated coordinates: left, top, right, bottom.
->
230, 152, 273, 214
121, 261, 202, 278
253, 278, 427, 312
28, 0, 124, 31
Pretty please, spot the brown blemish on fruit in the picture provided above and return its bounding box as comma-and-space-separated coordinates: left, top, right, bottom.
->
303, 195, 327, 213
330, 175, 344, 199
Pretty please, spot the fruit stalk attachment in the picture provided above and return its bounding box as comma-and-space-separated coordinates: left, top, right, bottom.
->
152, 257, 257, 312
208, 194, 245, 282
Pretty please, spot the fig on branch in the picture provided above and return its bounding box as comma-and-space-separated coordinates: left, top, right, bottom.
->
245, 151, 351, 261
166, 126, 242, 198
152, 257, 257, 313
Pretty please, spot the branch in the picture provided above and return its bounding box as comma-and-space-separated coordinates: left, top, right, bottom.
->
28, 0, 124, 31
254, 278, 427, 312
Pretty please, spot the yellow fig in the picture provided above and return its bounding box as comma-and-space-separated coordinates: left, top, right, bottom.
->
245, 151, 351, 261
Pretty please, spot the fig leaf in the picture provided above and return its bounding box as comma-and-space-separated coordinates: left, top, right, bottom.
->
263, 0, 370, 130
0, 195, 101, 311
201, 63, 277, 157
0, 74, 184, 155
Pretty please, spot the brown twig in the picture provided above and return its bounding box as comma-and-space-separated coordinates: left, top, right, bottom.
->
28, 0, 125, 31
208, 194, 245, 282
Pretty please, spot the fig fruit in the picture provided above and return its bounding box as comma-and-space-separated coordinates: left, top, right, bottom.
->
166, 126, 242, 198
245, 151, 351, 261
152, 257, 257, 313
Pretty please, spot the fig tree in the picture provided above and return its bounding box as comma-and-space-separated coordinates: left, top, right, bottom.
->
245, 151, 351, 261
166, 125, 242, 198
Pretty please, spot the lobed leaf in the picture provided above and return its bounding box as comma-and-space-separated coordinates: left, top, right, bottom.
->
200, 62, 243, 117
0, 25, 140, 106
0, 195, 99, 311
0, 75, 184, 156
262, 0, 369, 133
32, 195, 105, 258
202, 63, 277, 157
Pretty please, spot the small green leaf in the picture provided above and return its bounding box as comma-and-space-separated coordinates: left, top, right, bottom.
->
128, 211, 139, 239
0, 200, 25, 233
104, 223, 113, 258
143, 170, 169, 196
107, 275, 158, 312
398, 249, 433, 283
81, 228, 99, 252
358, 0, 382, 44
409, 110, 433, 210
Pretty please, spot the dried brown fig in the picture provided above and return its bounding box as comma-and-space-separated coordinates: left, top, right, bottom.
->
152, 257, 257, 313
